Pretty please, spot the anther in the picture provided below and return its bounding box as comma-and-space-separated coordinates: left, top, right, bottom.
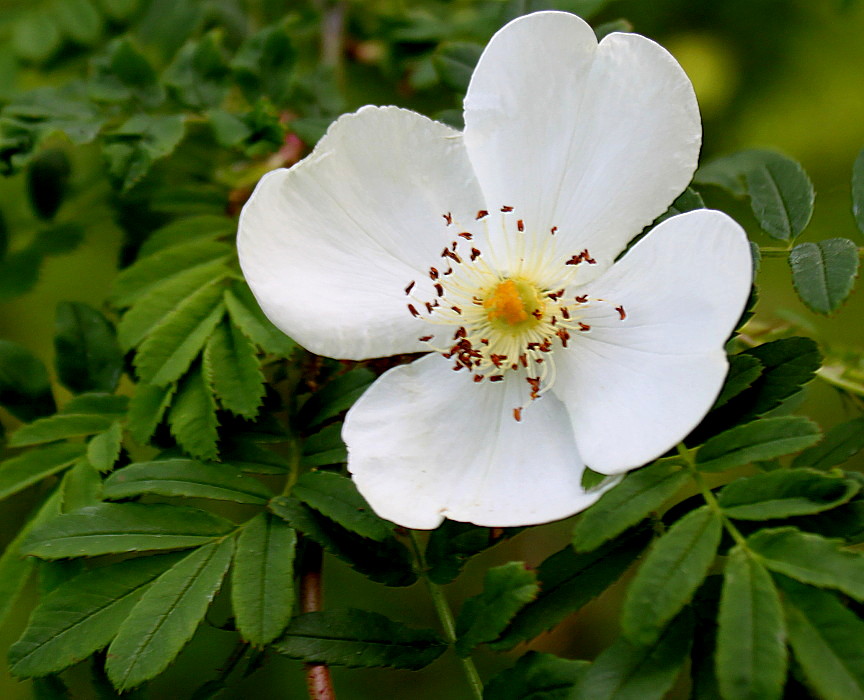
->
578, 322, 591, 332
501, 205, 514, 212
474, 374, 484, 383
470, 248, 481, 261
513, 407, 522, 422
419, 335, 433, 342
517, 219, 524, 232
489, 375, 504, 382
476, 210, 489, 220
616, 305, 627, 320
454, 327, 467, 339
458, 232, 472, 240
550, 226, 558, 235
443, 212, 453, 225
561, 307, 570, 320
407, 304, 419, 317
575, 294, 588, 303
405, 281, 415, 295
429, 267, 439, 279
452, 305, 462, 314
434, 283, 444, 297
425, 302, 434, 313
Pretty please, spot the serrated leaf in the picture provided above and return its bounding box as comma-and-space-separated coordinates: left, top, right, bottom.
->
292, 471, 392, 542
269, 496, 415, 587
103, 113, 186, 191
86, 422, 123, 472
163, 32, 230, 110
621, 506, 721, 645
492, 527, 651, 650
433, 42, 483, 91
715, 548, 786, 700
455, 562, 539, 657
9, 413, 115, 448
747, 527, 864, 599
696, 416, 822, 472
231, 513, 296, 647
104, 459, 273, 504
853, 148, 864, 235
573, 610, 694, 700
0, 443, 86, 500
203, 319, 265, 419
126, 382, 174, 444
780, 577, 864, 700
106, 539, 234, 691
54, 302, 123, 394
168, 364, 219, 461
8, 553, 184, 678
224, 282, 295, 356
139, 215, 235, 257
484, 651, 589, 700
573, 458, 687, 552
793, 415, 864, 470
21, 502, 235, 558
273, 609, 445, 670
717, 468, 858, 519
134, 281, 224, 386
222, 437, 291, 474
60, 458, 103, 512
789, 238, 859, 314
746, 155, 814, 240
713, 354, 763, 409
297, 368, 375, 431
425, 520, 522, 584
300, 423, 347, 468
0, 339, 56, 421
64, 393, 128, 416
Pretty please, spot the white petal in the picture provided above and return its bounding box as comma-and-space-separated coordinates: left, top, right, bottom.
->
463, 11, 701, 274
554, 209, 752, 474
343, 354, 613, 529
237, 106, 483, 360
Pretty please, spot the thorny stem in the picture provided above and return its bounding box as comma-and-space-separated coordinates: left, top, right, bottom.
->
300, 542, 335, 700
408, 531, 484, 700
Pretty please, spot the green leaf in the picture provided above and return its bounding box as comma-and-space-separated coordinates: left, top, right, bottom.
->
203, 319, 265, 419
300, 423, 347, 468
297, 368, 375, 430
654, 187, 705, 225
717, 468, 858, 519
433, 42, 483, 91
126, 382, 174, 444
695, 416, 822, 472
54, 302, 123, 394
621, 506, 722, 645
780, 577, 864, 700
135, 280, 224, 386
21, 502, 235, 558
52, 0, 103, 46
0, 443, 86, 500
8, 553, 184, 678
789, 238, 859, 314
292, 471, 393, 542
106, 539, 234, 691
713, 354, 763, 409
455, 562, 539, 657
231, 24, 296, 105
573, 458, 687, 552
0, 339, 56, 421
269, 496, 416, 587
168, 364, 220, 461
748, 527, 864, 598
746, 155, 814, 240
853, 148, 864, 236
425, 520, 522, 584
96, 0, 139, 22
484, 651, 589, 700
163, 32, 230, 110
715, 548, 787, 700
64, 393, 128, 417
27, 148, 71, 220
231, 513, 296, 647
87, 421, 123, 472
573, 610, 694, 700
492, 527, 651, 650
102, 113, 187, 191
104, 459, 273, 504
10, 413, 116, 447
793, 415, 864, 470
12, 11, 61, 63
0, 248, 42, 300
138, 215, 235, 258
60, 458, 103, 512
224, 282, 295, 356
273, 609, 446, 670
791, 500, 864, 545
90, 37, 163, 107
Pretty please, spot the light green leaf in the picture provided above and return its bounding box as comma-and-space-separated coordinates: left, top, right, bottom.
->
103, 459, 273, 504
64, 393, 128, 416
21, 502, 235, 558
102, 113, 187, 191
51, 0, 103, 46
793, 415, 864, 470
13, 11, 61, 63
203, 319, 265, 419
297, 368, 375, 430
168, 364, 219, 461
747, 527, 864, 599
696, 416, 822, 472
0, 339, 56, 421
60, 458, 103, 512
106, 539, 234, 691
621, 507, 722, 645
573, 458, 687, 552
138, 215, 235, 258
126, 382, 174, 444
10, 413, 115, 447
484, 651, 589, 700
789, 239, 859, 314
455, 562, 539, 657
224, 283, 296, 356
716, 548, 786, 700
231, 513, 296, 647
853, 148, 864, 236
8, 553, 184, 678
273, 609, 446, 670
0, 443, 85, 500
292, 471, 393, 542
87, 421, 123, 472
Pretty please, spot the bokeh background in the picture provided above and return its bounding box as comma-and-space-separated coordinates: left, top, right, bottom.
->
0, 0, 863, 697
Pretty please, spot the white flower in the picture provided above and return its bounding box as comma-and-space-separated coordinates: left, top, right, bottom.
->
237, 11, 752, 529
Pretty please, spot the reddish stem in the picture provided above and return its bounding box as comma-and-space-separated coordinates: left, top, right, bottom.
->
301, 542, 335, 700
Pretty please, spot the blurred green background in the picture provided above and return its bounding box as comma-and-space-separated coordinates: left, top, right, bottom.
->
1, 0, 863, 697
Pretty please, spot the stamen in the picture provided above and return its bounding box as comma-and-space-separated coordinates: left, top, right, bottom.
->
616, 305, 627, 320
405, 281, 415, 295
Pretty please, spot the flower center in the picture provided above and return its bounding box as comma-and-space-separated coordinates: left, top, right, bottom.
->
483, 278, 543, 331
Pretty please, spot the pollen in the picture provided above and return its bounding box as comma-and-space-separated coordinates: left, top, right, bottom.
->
483, 279, 542, 329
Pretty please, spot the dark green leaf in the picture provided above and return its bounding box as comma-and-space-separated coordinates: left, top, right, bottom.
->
455, 562, 539, 657
0, 443, 86, 500
90, 37, 163, 107
492, 527, 651, 650
168, 364, 220, 461
789, 238, 859, 314
95, 0, 138, 21
573, 458, 687, 552
103, 113, 186, 191
138, 215, 235, 258
747, 527, 864, 599
224, 283, 296, 356
433, 42, 483, 91
231, 513, 296, 647
426, 520, 522, 584
60, 458, 103, 512
64, 393, 127, 417
27, 148, 70, 220
780, 577, 864, 700
621, 507, 722, 645
717, 468, 858, 519
21, 502, 235, 558
87, 422, 123, 472
715, 548, 786, 700
231, 25, 296, 105
163, 32, 230, 110
696, 416, 821, 472
104, 459, 273, 504
654, 187, 705, 225
0, 339, 56, 421
0, 248, 42, 300
292, 471, 393, 542
10, 413, 116, 447
793, 415, 864, 470
269, 496, 415, 587
853, 148, 864, 236
126, 382, 174, 444
713, 354, 763, 409
8, 553, 184, 678
746, 155, 814, 240
203, 319, 265, 419
273, 609, 445, 670
484, 651, 589, 700
54, 302, 123, 394
792, 500, 864, 544
106, 539, 234, 691
300, 423, 347, 468
297, 368, 375, 431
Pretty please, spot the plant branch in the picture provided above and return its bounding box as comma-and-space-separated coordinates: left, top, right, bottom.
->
300, 542, 335, 700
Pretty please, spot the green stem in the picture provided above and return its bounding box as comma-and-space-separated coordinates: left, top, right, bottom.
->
408, 532, 484, 700
758, 246, 791, 258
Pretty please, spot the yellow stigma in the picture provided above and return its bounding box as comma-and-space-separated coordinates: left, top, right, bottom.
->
483, 279, 543, 332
